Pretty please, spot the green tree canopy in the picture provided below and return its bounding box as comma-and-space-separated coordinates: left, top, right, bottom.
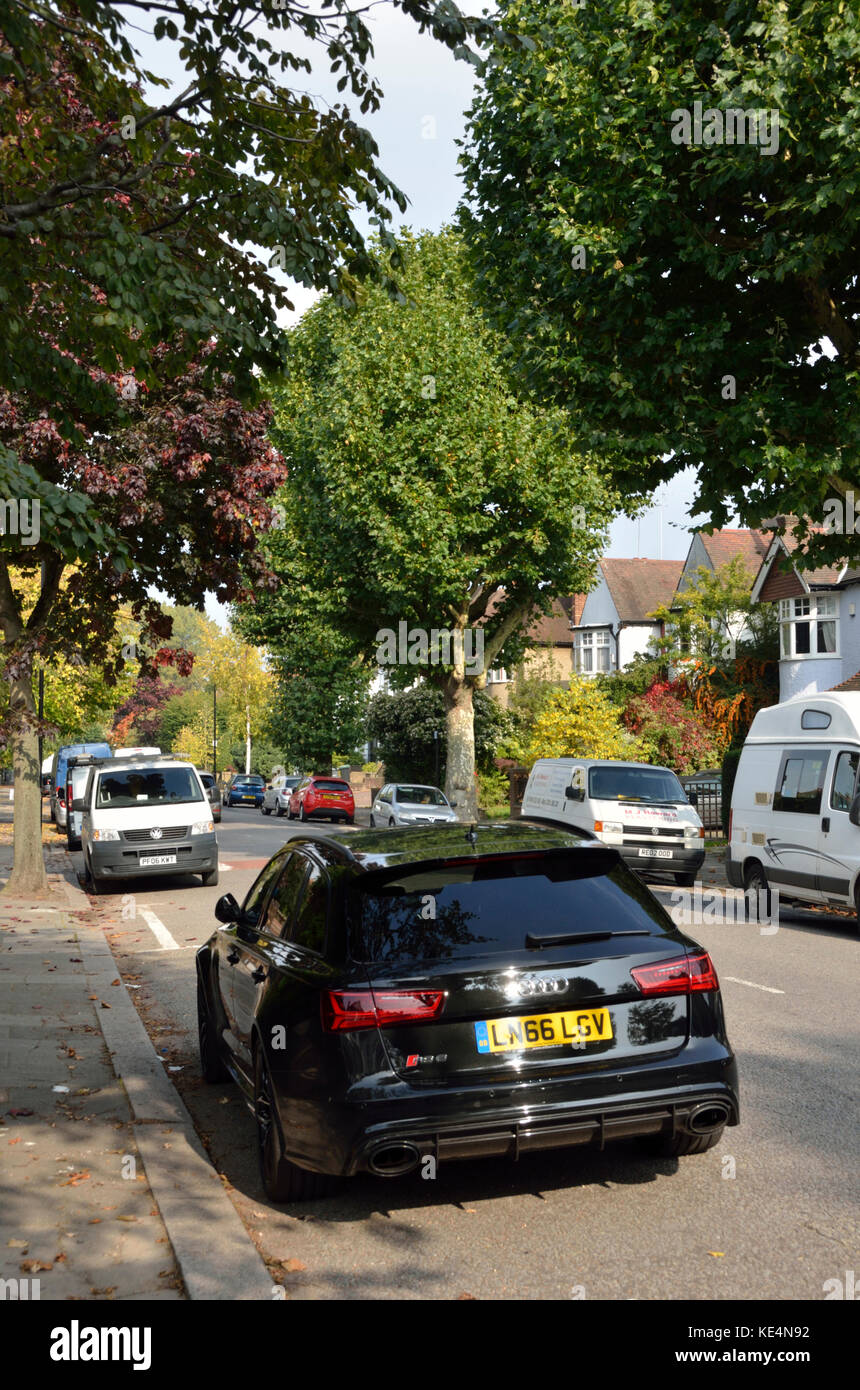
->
238, 227, 620, 816
460, 0, 860, 570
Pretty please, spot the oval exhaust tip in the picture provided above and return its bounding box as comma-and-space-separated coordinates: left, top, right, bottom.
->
368, 1143, 421, 1178
688, 1102, 730, 1134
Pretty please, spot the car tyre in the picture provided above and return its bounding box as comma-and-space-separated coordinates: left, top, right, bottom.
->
743, 860, 773, 919
254, 1047, 333, 1202
640, 1126, 724, 1157
262, 803, 271, 815
299, 802, 307, 822
388, 817, 395, 827
202, 865, 220, 887
85, 856, 106, 895
369, 814, 375, 827
197, 976, 230, 1083
276, 804, 285, 818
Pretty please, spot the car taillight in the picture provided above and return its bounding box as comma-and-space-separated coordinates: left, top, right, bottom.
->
322, 989, 446, 1032
66, 783, 73, 806
631, 951, 719, 997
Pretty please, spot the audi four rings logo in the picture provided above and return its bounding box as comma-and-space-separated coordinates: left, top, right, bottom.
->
508, 975, 567, 998
149, 827, 163, 840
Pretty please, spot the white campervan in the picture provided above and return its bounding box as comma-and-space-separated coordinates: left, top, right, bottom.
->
727, 691, 860, 918
521, 758, 705, 885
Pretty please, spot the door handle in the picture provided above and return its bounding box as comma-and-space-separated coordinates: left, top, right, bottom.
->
252, 966, 267, 984
227, 948, 240, 965
821, 817, 830, 833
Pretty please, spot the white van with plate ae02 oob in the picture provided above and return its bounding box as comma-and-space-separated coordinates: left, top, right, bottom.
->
521, 758, 706, 885
79, 754, 218, 895
727, 691, 860, 922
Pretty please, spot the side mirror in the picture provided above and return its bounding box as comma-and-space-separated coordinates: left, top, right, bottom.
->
450, 800, 458, 808
565, 785, 584, 801
72, 797, 86, 812
687, 790, 698, 806
214, 892, 241, 924
849, 794, 860, 827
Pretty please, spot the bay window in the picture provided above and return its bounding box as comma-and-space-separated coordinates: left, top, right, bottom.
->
779, 595, 838, 659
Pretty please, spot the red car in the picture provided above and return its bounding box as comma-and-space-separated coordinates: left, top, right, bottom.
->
288, 774, 355, 824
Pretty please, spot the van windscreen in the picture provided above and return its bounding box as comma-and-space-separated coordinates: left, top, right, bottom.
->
589, 766, 686, 804
96, 768, 203, 808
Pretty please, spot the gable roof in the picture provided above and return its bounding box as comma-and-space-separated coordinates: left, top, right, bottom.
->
751, 527, 848, 602
599, 558, 683, 623
695, 528, 771, 574
528, 595, 584, 645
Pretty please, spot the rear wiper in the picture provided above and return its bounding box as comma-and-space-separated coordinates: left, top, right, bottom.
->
525, 929, 651, 949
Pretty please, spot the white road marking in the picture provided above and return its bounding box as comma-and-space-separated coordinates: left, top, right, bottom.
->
218, 861, 233, 870
723, 975, 784, 995
138, 906, 180, 952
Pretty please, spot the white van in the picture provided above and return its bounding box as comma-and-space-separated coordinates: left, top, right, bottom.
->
521, 758, 706, 885
79, 754, 218, 894
727, 692, 860, 918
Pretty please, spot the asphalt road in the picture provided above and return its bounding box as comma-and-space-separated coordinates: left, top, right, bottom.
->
68, 807, 859, 1301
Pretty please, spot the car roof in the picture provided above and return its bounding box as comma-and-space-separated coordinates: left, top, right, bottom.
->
276, 821, 597, 877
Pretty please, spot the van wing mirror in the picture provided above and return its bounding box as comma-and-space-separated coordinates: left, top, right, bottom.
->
565, 785, 584, 801
687, 790, 698, 806
72, 797, 86, 812
849, 794, 860, 827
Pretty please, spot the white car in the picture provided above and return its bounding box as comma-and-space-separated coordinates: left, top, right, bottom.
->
261, 775, 301, 817
370, 783, 458, 827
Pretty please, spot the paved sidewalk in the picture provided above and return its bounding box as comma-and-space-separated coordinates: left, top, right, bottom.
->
0, 807, 275, 1301
0, 894, 186, 1300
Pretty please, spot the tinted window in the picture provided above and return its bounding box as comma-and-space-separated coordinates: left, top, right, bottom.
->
265, 854, 310, 938
773, 750, 829, 814
588, 766, 686, 803
831, 752, 859, 812
234, 777, 263, 789
290, 863, 328, 954
395, 786, 447, 806
242, 857, 286, 927
96, 768, 203, 807
313, 779, 350, 792
351, 857, 667, 964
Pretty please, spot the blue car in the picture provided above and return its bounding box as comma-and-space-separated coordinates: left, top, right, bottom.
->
225, 775, 265, 807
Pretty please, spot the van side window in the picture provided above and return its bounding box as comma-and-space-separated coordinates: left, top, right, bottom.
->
830, 752, 860, 812
773, 750, 829, 815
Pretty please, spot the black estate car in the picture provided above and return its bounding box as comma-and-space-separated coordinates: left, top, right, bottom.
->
196, 823, 739, 1201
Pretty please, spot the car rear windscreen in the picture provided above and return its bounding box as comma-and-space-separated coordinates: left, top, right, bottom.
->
588, 766, 686, 804
351, 856, 670, 963
96, 768, 204, 808
314, 779, 350, 791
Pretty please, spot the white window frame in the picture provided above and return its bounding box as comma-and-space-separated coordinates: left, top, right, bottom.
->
573, 629, 611, 675
779, 595, 839, 660
487, 668, 509, 684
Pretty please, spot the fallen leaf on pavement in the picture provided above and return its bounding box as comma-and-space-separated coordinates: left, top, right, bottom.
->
116, 1215, 138, 1222
281, 1258, 306, 1273
707, 1251, 725, 1258
20, 1259, 53, 1272
59, 1170, 90, 1186
7, 1238, 28, 1248
8, 1137, 22, 1145
100, 1002, 111, 1009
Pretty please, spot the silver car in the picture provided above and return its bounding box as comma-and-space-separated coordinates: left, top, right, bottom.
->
261, 774, 301, 817
370, 783, 458, 827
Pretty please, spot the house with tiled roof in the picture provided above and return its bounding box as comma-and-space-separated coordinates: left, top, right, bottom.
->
570, 558, 683, 675
485, 594, 586, 705
749, 526, 860, 702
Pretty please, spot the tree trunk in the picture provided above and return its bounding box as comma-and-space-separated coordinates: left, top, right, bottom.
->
3, 669, 48, 897
444, 676, 478, 821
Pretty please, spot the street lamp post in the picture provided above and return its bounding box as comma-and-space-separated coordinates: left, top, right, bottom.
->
212, 685, 217, 780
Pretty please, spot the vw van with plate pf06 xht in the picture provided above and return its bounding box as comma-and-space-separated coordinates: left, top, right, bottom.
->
521, 758, 706, 886
79, 754, 218, 895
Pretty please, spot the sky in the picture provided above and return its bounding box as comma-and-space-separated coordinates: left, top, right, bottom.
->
134, 6, 716, 626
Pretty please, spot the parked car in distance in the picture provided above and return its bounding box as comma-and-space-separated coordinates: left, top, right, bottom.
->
79, 754, 218, 894
727, 691, 860, 921
196, 822, 739, 1202
50, 741, 112, 828
522, 757, 705, 886
198, 771, 222, 823
262, 774, 301, 817
370, 783, 457, 827
288, 774, 355, 824
224, 774, 265, 808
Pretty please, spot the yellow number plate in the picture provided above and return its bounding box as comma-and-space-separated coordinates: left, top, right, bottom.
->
475, 1008, 612, 1054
